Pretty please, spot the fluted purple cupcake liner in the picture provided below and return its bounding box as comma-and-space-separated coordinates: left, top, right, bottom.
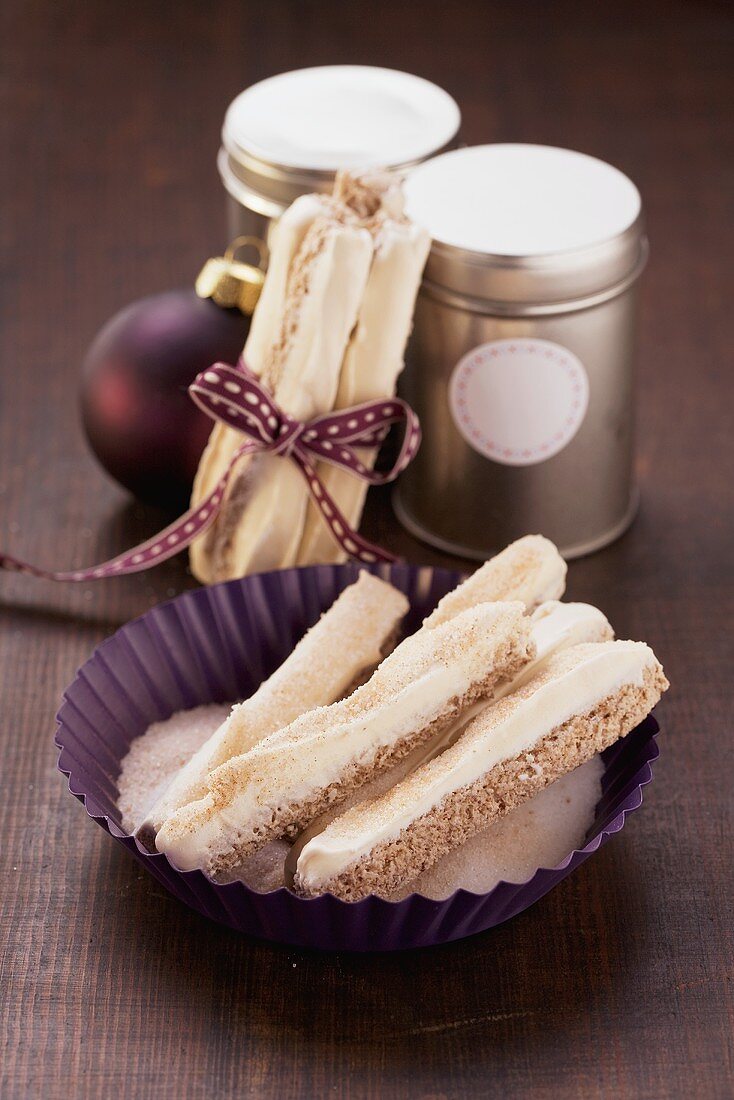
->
56, 563, 660, 952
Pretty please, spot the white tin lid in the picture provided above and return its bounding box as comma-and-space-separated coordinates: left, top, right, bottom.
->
404, 144, 646, 309
221, 66, 460, 215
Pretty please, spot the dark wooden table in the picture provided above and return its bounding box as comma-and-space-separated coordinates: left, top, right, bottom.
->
2, 2, 732, 1097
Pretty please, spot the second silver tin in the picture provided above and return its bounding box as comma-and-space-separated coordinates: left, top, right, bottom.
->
218, 65, 461, 243
396, 144, 648, 560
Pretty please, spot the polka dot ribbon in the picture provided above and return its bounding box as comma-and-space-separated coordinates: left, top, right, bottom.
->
0, 359, 421, 581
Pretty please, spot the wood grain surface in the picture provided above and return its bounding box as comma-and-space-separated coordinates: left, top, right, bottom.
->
1, 2, 732, 1097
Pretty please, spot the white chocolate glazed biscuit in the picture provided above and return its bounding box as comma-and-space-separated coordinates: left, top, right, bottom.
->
295, 641, 668, 901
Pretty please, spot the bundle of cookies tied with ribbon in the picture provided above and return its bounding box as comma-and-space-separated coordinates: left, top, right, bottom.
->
190, 169, 431, 581
133, 536, 668, 902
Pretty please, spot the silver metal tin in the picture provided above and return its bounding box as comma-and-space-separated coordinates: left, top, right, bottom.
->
218, 66, 461, 243
396, 145, 647, 559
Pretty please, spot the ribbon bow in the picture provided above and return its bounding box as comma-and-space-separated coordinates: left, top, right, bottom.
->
0, 359, 421, 581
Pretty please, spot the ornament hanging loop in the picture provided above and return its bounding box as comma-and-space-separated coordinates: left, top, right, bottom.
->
196, 236, 268, 316
224, 235, 269, 271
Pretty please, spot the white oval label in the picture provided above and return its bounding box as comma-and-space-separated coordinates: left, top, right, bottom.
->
449, 338, 589, 466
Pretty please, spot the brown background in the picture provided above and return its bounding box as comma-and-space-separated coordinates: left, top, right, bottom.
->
1, 2, 732, 1097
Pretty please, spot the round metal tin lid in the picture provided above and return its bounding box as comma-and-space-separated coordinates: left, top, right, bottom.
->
404, 144, 645, 306
222, 66, 460, 206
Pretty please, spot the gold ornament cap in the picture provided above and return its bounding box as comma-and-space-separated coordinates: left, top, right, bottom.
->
196, 236, 268, 315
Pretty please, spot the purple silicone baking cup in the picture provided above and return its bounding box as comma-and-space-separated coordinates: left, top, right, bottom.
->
55, 562, 660, 952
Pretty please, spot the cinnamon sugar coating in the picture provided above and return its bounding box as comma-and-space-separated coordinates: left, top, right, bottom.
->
424, 535, 567, 627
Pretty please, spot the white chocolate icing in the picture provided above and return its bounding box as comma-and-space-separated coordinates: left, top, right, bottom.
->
189, 193, 329, 581
407, 600, 614, 770
525, 557, 568, 606
221, 222, 375, 576
296, 640, 656, 888
296, 215, 431, 565
517, 600, 613, 681
164, 667, 459, 872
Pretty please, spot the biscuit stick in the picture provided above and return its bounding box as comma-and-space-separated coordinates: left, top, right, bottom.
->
295, 641, 668, 901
